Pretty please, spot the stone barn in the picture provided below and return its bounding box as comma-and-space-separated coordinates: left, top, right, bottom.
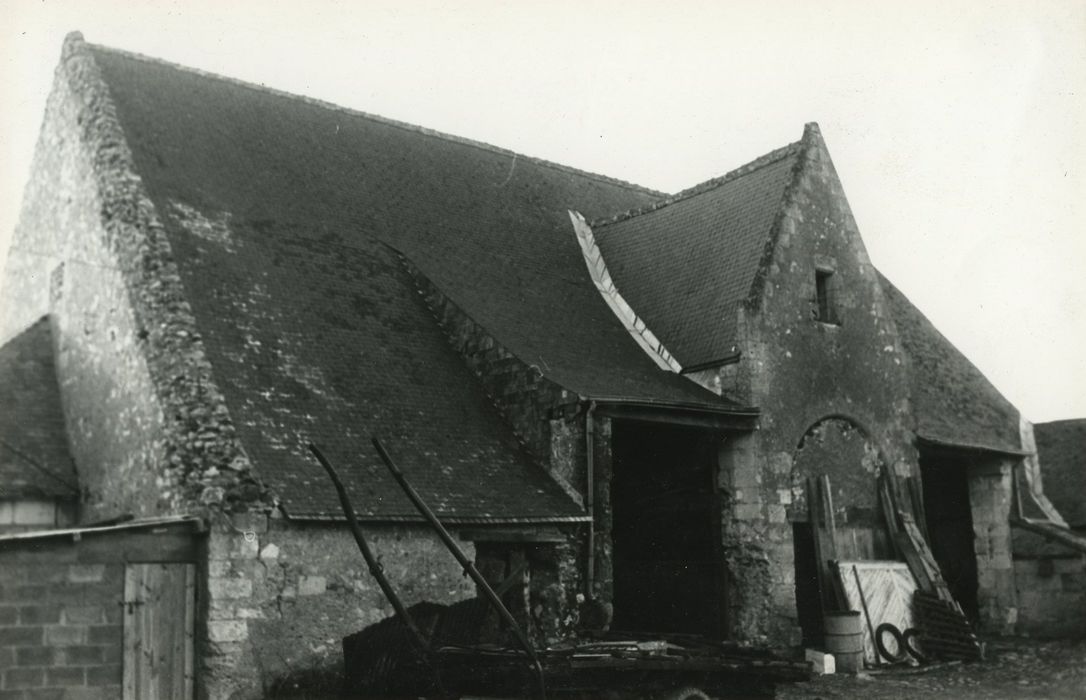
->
1, 32, 1081, 697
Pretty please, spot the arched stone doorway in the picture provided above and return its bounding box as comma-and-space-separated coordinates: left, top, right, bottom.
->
789, 417, 893, 644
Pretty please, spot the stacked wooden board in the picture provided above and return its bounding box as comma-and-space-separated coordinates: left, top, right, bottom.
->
913, 592, 983, 661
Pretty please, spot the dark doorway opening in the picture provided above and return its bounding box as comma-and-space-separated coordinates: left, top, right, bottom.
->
610, 420, 724, 637
792, 522, 824, 646
919, 449, 980, 622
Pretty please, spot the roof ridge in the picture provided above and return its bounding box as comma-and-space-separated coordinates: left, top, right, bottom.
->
1035, 418, 1086, 427
86, 42, 664, 199
590, 140, 803, 228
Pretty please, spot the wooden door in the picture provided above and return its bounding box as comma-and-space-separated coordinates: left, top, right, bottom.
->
123, 563, 195, 700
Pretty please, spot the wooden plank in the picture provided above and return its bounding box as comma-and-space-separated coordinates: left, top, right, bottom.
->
899, 516, 954, 603
1012, 518, 1086, 554
184, 565, 195, 700
907, 478, 931, 543
459, 528, 566, 543
881, 473, 956, 606
124, 563, 196, 700
819, 475, 838, 556
1, 530, 199, 565
834, 527, 876, 562
835, 560, 918, 664
817, 476, 848, 610
123, 566, 138, 699
806, 478, 834, 616
880, 476, 943, 599
877, 477, 901, 548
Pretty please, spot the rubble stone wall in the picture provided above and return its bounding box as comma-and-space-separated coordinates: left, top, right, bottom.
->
405, 263, 590, 635
201, 514, 475, 699
719, 124, 918, 645
1012, 528, 1086, 639
0, 555, 124, 698
406, 261, 582, 495
0, 33, 264, 520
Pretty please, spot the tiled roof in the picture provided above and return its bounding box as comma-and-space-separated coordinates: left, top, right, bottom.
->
0, 317, 79, 499
88, 45, 736, 519
155, 219, 584, 521
592, 144, 801, 367
1033, 419, 1086, 527
878, 273, 1023, 455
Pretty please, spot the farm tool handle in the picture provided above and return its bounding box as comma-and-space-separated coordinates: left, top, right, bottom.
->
372, 436, 548, 700
307, 444, 441, 686
851, 565, 881, 666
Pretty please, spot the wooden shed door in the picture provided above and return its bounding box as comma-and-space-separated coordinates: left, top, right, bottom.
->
123, 563, 195, 700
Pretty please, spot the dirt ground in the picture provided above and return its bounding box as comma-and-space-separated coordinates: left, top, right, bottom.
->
775, 638, 1086, 700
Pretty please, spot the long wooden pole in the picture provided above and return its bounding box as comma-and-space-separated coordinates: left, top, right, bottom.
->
851, 565, 881, 667
307, 444, 434, 662
371, 437, 547, 699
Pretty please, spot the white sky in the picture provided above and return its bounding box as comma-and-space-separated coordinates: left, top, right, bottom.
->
1, 0, 1083, 422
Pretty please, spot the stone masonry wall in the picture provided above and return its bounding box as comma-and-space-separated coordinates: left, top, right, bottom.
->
405, 259, 583, 500
0, 44, 167, 519
968, 459, 1018, 634
200, 514, 475, 699
0, 32, 265, 519
403, 260, 590, 636
718, 124, 918, 645
1012, 532, 1085, 639
0, 558, 124, 698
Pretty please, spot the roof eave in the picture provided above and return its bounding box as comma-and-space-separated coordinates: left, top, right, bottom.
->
590, 396, 759, 431
280, 512, 592, 525
0, 515, 205, 544
915, 434, 1028, 458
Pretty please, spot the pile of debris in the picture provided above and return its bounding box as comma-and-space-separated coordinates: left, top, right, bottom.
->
800, 474, 982, 675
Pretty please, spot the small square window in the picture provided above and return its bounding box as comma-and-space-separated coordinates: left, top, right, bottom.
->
815, 270, 838, 325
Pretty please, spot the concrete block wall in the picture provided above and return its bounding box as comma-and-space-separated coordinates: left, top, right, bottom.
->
0, 559, 123, 698
968, 460, 1017, 634
200, 514, 475, 699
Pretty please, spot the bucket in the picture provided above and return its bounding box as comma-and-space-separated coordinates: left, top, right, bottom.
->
823, 611, 863, 673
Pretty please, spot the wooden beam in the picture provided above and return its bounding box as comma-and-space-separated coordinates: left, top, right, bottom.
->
459, 528, 567, 543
